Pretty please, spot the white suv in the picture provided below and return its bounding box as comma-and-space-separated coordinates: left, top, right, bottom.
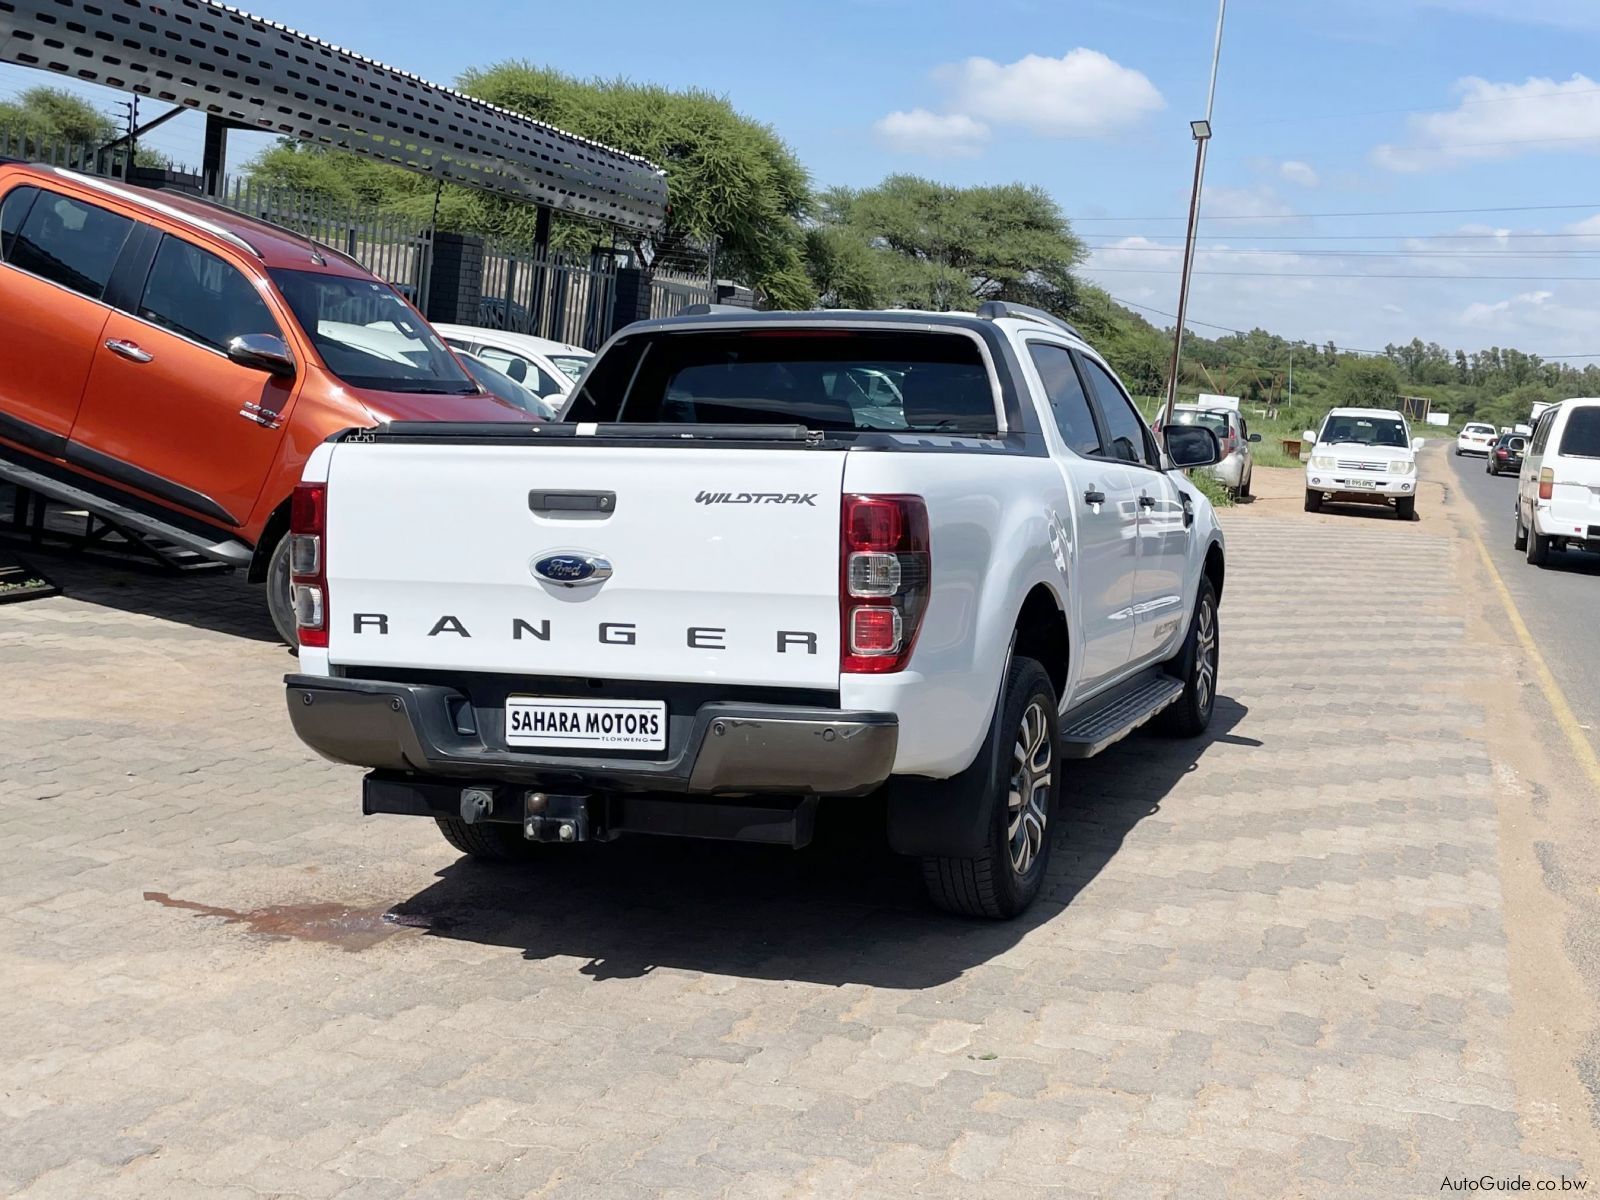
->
1304, 407, 1425, 520
1515, 398, 1600, 566
1456, 422, 1497, 456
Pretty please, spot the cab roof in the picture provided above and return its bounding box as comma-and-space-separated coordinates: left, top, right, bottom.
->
7, 164, 372, 276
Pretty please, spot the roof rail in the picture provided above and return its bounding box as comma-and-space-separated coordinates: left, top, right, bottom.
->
676, 303, 757, 316
150, 186, 365, 271
975, 300, 1085, 341
46, 167, 263, 260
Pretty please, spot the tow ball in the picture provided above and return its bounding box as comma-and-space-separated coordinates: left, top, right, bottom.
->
522, 791, 594, 843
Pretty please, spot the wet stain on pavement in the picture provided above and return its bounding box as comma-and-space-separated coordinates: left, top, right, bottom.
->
143, 891, 442, 951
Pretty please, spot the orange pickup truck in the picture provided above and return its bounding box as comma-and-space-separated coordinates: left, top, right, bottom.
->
0, 163, 524, 642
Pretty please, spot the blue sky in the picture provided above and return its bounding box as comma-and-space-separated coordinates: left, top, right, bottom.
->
6, 0, 1600, 361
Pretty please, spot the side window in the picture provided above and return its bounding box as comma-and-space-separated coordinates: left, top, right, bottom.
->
1079, 355, 1156, 467
8, 189, 132, 300
1531, 412, 1553, 455
0, 185, 40, 261
1559, 407, 1600, 459
476, 347, 538, 387
1026, 342, 1102, 456
1238, 414, 1249, 441
138, 235, 278, 353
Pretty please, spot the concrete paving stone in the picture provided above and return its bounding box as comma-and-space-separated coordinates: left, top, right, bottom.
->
0, 519, 1587, 1195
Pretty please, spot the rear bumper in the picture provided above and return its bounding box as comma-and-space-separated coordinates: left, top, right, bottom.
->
284, 674, 897, 797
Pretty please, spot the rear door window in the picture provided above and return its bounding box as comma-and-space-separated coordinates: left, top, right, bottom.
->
138, 235, 279, 353
567, 330, 999, 433
7, 189, 133, 301
0, 185, 39, 260
1558, 407, 1600, 458
1026, 341, 1103, 456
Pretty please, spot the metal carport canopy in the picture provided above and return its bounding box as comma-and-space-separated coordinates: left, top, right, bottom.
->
0, 0, 668, 232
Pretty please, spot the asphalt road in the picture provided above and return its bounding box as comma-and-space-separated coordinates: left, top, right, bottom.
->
1445, 445, 1600, 760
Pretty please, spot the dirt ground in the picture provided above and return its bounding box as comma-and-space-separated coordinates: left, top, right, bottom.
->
1229, 463, 1450, 532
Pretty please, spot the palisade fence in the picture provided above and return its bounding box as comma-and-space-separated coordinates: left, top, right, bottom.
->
3, 130, 735, 349
478, 240, 618, 347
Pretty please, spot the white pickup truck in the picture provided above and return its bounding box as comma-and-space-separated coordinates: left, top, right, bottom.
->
283, 303, 1227, 918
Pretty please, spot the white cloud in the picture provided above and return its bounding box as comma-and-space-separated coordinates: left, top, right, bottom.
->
1373, 73, 1600, 172
933, 49, 1165, 138
1278, 160, 1320, 187
1462, 290, 1554, 325
871, 109, 990, 157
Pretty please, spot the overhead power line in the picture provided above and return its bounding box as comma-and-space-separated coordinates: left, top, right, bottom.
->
1070, 201, 1600, 223
1082, 231, 1600, 243
1089, 267, 1600, 281
1087, 246, 1600, 259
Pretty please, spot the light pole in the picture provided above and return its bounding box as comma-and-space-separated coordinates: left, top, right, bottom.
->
1161, 0, 1228, 430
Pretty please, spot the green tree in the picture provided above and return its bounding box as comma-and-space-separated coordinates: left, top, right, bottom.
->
805, 175, 1084, 314
0, 87, 116, 147
1328, 357, 1403, 409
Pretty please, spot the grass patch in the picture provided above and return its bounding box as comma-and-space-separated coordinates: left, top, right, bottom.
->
1185, 468, 1235, 509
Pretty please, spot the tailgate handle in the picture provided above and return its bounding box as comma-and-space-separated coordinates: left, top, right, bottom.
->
529, 490, 616, 516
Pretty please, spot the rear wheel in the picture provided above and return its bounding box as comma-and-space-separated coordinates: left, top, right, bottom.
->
921, 656, 1058, 920
1396, 496, 1416, 521
436, 818, 542, 863
1304, 489, 1322, 513
1238, 467, 1252, 499
1526, 513, 1553, 566
1514, 504, 1529, 551
1157, 576, 1219, 737
265, 531, 297, 647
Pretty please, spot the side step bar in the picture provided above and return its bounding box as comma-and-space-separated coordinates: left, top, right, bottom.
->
1059, 669, 1185, 759
0, 456, 251, 568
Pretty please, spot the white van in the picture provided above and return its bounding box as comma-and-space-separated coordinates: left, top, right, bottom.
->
1514, 398, 1600, 566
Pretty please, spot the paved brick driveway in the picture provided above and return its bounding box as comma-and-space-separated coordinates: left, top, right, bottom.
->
0, 516, 1585, 1197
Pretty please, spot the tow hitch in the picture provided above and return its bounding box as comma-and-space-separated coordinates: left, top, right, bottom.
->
523, 792, 594, 843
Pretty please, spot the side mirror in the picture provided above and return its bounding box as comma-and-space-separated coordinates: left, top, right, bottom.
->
1248, 432, 1262, 443
1165, 425, 1220, 470
227, 333, 296, 378
1411, 437, 1425, 452
1302, 429, 1317, 443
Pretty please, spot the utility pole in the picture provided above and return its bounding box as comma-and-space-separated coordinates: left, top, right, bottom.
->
115, 95, 138, 177
1287, 343, 1294, 404
1161, 0, 1228, 430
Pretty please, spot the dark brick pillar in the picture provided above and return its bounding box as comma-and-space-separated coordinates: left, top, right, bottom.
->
611, 266, 653, 334
424, 232, 485, 326
714, 282, 755, 308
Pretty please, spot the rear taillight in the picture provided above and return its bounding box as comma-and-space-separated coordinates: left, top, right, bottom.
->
289, 481, 328, 648
841, 494, 929, 674
1538, 467, 1554, 501
1496, 449, 1508, 459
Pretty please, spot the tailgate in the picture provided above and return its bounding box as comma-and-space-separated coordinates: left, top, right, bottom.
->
323, 442, 845, 688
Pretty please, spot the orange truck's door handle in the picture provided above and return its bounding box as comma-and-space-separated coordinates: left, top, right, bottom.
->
105, 339, 153, 364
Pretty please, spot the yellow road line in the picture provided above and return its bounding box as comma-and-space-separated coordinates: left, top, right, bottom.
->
1468, 525, 1600, 789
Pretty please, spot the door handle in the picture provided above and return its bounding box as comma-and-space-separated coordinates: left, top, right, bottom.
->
1082, 489, 1106, 506
105, 339, 153, 364
1138, 494, 1156, 509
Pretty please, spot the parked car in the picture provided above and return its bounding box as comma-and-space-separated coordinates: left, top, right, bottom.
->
1154, 404, 1261, 497
432, 324, 593, 400
282, 301, 1228, 920
1485, 433, 1526, 476
0, 164, 525, 644
1303, 408, 1425, 519
1514, 398, 1600, 566
458, 353, 556, 419
1456, 422, 1498, 456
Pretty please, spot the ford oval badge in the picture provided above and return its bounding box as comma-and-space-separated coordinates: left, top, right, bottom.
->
532, 552, 612, 587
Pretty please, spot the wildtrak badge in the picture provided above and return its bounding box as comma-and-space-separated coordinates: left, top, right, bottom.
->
695, 491, 817, 506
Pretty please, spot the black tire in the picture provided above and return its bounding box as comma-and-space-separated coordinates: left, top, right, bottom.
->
920, 657, 1058, 920
1514, 504, 1529, 551
1304, 489, 1322, 513
1156, 576, 1219, 738
1396, 496, 1416, 521
1485, 460, 1494, 475
1238, 468, 1252, 499
264, 530, 297, 647
1454, 447, 1461, 457
435, 817, 542, 863
1526, 516, 1552, 567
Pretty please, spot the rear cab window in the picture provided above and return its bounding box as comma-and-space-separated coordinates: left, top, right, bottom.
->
1558, 406, 1600, 458
566, 329, 1000, 434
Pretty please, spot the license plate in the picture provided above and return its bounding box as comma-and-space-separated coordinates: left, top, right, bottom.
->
506, 697, 667, 751
1346, 479, 1377, 489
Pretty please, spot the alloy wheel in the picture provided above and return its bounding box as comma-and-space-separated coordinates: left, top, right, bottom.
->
1007, 701, 1053, 875
1195, 597, 1218, 715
